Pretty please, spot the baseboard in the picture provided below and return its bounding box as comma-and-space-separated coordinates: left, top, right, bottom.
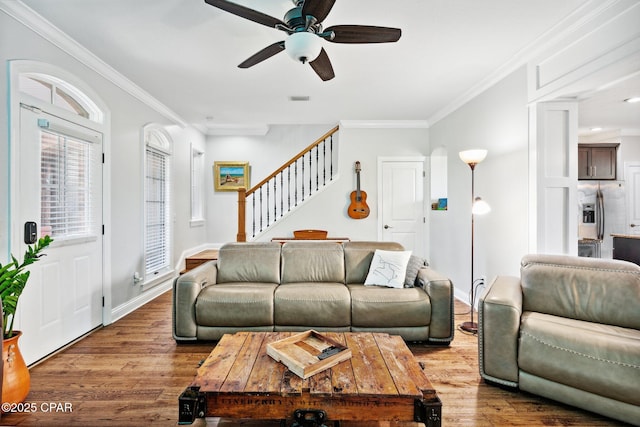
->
110, 279, 173, 323
110, 243, 223, 324
455, 288, 471, 307
175, 243, 222, 272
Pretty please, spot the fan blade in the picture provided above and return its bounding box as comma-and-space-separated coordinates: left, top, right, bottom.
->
238, 41, 285, 68
325, 25, 401, 43
309, 48, 335, 81
302, 0, 336, 23
204, 0, 285, 29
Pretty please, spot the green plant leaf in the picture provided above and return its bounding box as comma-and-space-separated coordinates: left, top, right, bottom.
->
2, 235, 53, 339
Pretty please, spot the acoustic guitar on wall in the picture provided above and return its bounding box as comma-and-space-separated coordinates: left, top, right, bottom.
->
348, 161, 370, 219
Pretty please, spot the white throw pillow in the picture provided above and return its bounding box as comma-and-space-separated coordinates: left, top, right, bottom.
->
364, 250, 413, 288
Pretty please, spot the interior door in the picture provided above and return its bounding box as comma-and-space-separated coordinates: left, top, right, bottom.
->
379, 159, 425, 256
626, 162, 640, 235
16, 106, 103, 365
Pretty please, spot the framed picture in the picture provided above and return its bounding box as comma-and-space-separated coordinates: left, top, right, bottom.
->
213, 161, 250, 191
437, 198, 448, 210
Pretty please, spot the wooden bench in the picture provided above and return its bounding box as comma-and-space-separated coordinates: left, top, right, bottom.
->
182, 249, 218, 274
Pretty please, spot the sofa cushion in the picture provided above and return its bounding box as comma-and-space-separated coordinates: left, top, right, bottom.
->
519, 311, 640, 407
364, 249, 412, 288
348, 284, 431, 327
217, 242, 282, 284
343, 241, 405, 284
405, 255, 428, 287
274, 283, 350, 327
281, 242, 345, 284
195, 283, 276, 327
520, 254, 640, 329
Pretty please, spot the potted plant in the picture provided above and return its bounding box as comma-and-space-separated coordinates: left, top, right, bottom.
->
0, 235, 53, 405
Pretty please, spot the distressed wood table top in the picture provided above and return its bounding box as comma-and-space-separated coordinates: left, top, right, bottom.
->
184, 331, 442, 426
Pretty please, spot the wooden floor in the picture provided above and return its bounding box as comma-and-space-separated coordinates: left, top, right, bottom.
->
1, 291, 628, 426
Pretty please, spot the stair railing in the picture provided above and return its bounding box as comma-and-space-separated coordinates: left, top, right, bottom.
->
237, 126, 339, 241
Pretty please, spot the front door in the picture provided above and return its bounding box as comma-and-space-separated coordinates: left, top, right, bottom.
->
626, 162, 640, 236
15, 106, 103, 365
379, 159, 425, 256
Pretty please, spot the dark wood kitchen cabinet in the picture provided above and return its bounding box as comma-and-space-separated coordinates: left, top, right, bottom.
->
578, 143, 618, 180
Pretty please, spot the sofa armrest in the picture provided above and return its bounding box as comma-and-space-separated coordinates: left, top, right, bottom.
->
417, 267, 454, 343
172, 260, 218, 341
478, 275, 522, 387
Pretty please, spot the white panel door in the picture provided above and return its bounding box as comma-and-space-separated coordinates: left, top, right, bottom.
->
379, 159, 425, 256
15, 106, 103, 365
626, 163, 640, 235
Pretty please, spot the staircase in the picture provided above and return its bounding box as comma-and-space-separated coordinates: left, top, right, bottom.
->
237, 126, 339, 241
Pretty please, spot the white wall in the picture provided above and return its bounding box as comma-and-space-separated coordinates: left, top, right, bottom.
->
205, 124, 335, 243
166, 125, 207, 266
620, 136, 640, 175
429, 67, 529, 303
205, 124, 430, 255
0, 10, 207, 313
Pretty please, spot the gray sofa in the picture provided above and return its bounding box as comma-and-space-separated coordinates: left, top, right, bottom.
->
173, 241, 454, 344
478, 254, 640, 425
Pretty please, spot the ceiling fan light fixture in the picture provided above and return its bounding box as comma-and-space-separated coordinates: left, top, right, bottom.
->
285, 31, 322, 64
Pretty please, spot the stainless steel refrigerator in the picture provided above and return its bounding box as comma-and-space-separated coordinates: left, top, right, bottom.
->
578, 181, 626, 259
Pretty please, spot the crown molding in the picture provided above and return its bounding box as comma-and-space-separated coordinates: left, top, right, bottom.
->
340, 120, 429, 129
427, 0, 623, 126
0, 0, 188, 128
203, 123, 270, 136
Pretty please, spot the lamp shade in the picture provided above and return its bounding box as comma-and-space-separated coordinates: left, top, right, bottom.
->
285, 32, 322, 64
459, 149, 488, 165
472, 197, 491, 215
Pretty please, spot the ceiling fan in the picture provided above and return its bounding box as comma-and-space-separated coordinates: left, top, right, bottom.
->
204, 0, 402, 81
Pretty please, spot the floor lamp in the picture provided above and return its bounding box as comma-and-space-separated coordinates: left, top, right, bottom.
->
459, 149, 490, 334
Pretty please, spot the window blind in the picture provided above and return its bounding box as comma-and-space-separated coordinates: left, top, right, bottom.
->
144, 147, 171, 275
40, 130, 95, 239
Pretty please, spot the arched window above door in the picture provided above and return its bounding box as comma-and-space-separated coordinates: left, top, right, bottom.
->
18, 72, 104, 123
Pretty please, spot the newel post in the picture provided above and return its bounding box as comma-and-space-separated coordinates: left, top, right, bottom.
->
237, 188, 247, 242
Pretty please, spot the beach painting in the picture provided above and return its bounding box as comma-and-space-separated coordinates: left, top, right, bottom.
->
214, 161, 250, 191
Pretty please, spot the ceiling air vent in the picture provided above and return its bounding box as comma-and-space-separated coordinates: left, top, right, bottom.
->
289, 96, 310, 102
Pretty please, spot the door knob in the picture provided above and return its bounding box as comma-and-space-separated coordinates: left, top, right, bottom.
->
631, 224, 638, 228
384, 225, 393, 229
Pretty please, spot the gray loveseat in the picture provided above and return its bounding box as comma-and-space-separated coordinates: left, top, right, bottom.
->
478, 254, 640, 425
173, 241, 454, 344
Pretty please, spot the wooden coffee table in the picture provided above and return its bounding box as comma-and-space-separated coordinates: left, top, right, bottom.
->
179, 331, 442, 426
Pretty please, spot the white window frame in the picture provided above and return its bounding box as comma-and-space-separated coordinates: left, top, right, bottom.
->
190, 145, 205, 227
18, 72, 104, 123
38, 121, 101, 243
143, 125, 173, 288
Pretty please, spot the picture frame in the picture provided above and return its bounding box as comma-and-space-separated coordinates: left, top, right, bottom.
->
437, 198, 448, 210
213, 161, 250, 191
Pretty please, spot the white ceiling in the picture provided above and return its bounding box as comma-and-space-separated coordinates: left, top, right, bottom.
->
18, 0, 639, 134
577, 74, 640, 137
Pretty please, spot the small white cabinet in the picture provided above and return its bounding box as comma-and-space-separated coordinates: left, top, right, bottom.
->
578, 143, 618, 180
